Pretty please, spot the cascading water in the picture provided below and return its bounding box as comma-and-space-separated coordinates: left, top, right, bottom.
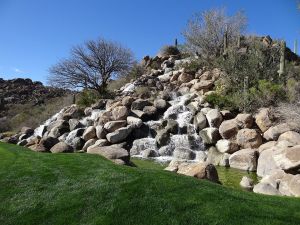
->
80, 109, 104, 127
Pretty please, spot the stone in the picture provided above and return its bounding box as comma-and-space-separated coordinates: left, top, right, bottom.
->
62, 105, 84, 119
263, 123, 290, 141
216, 139, 239, 154
278, 131, 300, 145
240, 176, 254, 190
258, 141, 277, 153
164, 160, 186, 172
273, 145, 300, 171
257, 147, 280, 177
193, 112, 207, 131
130, 138, 157, 155
229, 148, 258, 171
155, 129, 170, 147
154, 99, 170, 111
158, 146, 172, 156
206, 146, 223, 165
131, 99, 152, 110
84, 107, 92, 116
192, 80, 214, 91
235, 113, 253, 129
87, 145, 129, 164
112, 106, 129, 121
69, 119, 83, 131
177, 162, 220, 183
82, 139, 96, 151
95, 111, 112, 125
199, 128, 220, 144
236, 129, 262, 149
195, 151, 207, 162
71, 137, 85, 150
20, 127, 34, 136
91, 99, 107, 109
178, 73, 194, 84
126, 116, 143, 128
106, 126, 133, 144
104, 120, 127, 133
87, 139, 110, 151
255, 108, 273, 132
219, 153, 230, 167
142, 149, 159, 158
173, 147, 195, 160
38, 136, 59, 151
253, 182, 282, 196
95, 125, 107, 139
206, 109, 223, 128
122, 96, 134, 107
50, 142, 73, 153
219, 119, 239, 139
165, 119, 179, 134
220, 110, 234, 120
82, 126, 96, 141
143, 106, 158, 119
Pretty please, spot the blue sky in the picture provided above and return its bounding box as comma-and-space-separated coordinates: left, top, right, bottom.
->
0, 0, 299, 84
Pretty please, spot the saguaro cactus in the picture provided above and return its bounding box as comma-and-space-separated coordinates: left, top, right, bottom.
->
278, 40, 286, 77
175, 38, 178, 47
223, 28, 228, 56
294, 40, 298, 55
237, 35, 241, 48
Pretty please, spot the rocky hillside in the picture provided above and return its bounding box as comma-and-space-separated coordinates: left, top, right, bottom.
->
2, 36, 300, 198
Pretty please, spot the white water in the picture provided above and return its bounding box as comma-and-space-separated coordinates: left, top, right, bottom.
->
80, 109, 104, 127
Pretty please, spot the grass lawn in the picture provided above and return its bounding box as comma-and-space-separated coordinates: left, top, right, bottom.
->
1, 143, 300, 225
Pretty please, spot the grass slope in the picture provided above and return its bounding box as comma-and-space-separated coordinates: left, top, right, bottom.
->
1, 143, 300, 225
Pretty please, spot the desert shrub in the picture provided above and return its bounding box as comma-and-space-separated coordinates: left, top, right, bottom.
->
275, 103, 300, 132
175, 58, 210, 74
159, 45, 180, 57
0, 117, 11, 133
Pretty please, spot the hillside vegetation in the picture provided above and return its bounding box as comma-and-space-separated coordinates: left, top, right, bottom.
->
1, 142, 300, 225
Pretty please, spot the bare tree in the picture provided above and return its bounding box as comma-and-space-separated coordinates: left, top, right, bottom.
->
48, 38, 134, 94
183, 8, 247, 58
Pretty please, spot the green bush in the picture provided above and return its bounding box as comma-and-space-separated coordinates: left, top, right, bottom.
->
159, 45, 180, 57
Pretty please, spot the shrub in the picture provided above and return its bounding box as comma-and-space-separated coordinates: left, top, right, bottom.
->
158, 45, 180, 57
275, 103, 300, 132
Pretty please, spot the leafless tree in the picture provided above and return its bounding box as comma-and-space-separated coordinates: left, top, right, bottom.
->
48, 38, 134, 94
183, 8, 247, 58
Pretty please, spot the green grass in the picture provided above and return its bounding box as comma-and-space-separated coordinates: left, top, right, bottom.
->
1, 143, 300, 225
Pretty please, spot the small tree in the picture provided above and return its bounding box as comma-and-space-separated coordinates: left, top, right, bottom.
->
48, 38, 134, 94
183, 8, 247, 58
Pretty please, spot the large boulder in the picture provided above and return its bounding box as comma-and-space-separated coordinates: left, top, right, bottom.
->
126, 116, 143, 128
131, 99, 152, 110
255, 108, 273, 132
69, 119, 83, 131
104, 120, 127, 133
82, 139, 96, 152
82, 126, 96, 141
154, 99, 170, 112
263, 123, 290, 141
112, 106, 129, 121
240, 176, 254, 190
176, 162, 220, 183
95, 125, 107, 139
257, 147, 280, 177
193, 112, 207, 131
236, 129, 262, 149
20, 127, 34, 136
219, 119, 239, 139
178, 73, 194, 84
206, 146, 223, 166
87, 145, 130, 165
229, 148, 258, 171
130, 138, 157, 155
50, 142, 73, 153
192, 80, 214, 91
155, 129, 170, 146
235, 114, 253, 129
278, 131, 300, 145
273, 145, 300, 172
106, 126, 133, 144
173, 147, 195, 160
216, 139, 239, 154
122, 96, 134, 107
199, 128, 220, 144
206, 109, 223, 128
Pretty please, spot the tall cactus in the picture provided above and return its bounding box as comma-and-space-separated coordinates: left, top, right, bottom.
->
175, 38, 178, 47
278, 40, 286, 77
223, 27, 228, 56
294, 39, 298, 55
237, 34, 241, 48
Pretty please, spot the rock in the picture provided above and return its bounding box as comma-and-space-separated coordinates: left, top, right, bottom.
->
82, 139, 96, 151
154, 99, 170, 112
122, 96, 134, 107
199, 128, 220, 144
126, 116, 143, 128
195, 151, 207, 162
177, 162, 220, 183
84, 107, 92, 116
164, 160, 186, 172
104, 120, 127, 133
257, 147, 280, 177
278, 131, 300, 145
95, 125, 107, 139
165, 119, 179, 134
236, 129, 262, 149
39, 136, 60, 151
69, 119, 83, 131
131, 110, 145, 119
220, 110, 234, 120
95, 111, 112, 125
91, 99, 106, 109
206, 109, 223, 128
255, 108, 273, 132
216, 139, 239, 153
192, 80, 214, 91
253, 182, 282, 196
193, 112, 207, 131
206, 146, 223, 165
71, 137, 85, 150
155, 129, 170, 147
142, 149, 158, 158
131, 99, 152, 110
240, 176, 254, 190
258, 141, 277, 153
219, 119, 239, 139
229, 148, 258, 171
263, 123, 290, 141
50, 142, 73, 153
158, 146, 172, 156
62, 105, 84, 119
87, 139, 110, 151
235, 114, 253, 129
219, 153, 230, 167
178, 73, 194, 84
20, 127, 34, 136
111, 106, 129, 121
158, 71, 173, 82
82, 126, 96, 141
173, 147, 195, 160
143, 106, 158, 119
87, 145, 129, 164
106, 126, 133, 144
273, 145, 300, 171
130, 138, 157, 155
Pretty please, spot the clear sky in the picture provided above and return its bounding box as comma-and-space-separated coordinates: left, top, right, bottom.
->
0, 0, 299, 84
